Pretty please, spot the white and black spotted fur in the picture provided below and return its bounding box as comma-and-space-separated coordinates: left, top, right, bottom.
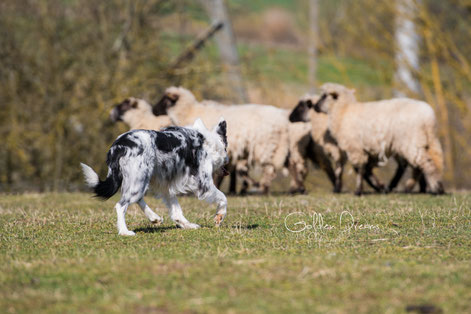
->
81, 118, 229, 236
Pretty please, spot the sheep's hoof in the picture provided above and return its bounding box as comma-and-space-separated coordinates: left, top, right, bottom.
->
354, 190, 363, 196
289, 187, 306, 195
380, 186, 389, 194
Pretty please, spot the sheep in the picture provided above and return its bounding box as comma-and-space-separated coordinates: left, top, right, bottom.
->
226, 121, 312, 195
109, 95, 306, 195
153, 86, 291, 194
110, 97, 172, 130
290, 94, 428, 193
284, 121, 314, 194
312, 83, 444, 195
289, 94, 346, 192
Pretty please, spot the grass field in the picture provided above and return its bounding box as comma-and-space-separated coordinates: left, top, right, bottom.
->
1, 192, 470, 313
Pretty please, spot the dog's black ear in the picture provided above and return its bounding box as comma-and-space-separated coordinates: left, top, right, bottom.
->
153, 93, 179, 116
215, 119, 227, 147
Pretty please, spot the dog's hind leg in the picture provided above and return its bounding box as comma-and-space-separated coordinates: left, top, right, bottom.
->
117, 163, 153, 236
138, 199, 163, 225
162, 195, 200, 229
115, 202, 135, 236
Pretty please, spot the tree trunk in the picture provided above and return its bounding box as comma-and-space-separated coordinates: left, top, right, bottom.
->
308, 0, 319, 90
201, 0, 248, 103
394, 0, 420, 96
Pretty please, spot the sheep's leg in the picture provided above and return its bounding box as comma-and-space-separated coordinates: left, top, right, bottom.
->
214, 173, 225, 189
237, 163, 259, 195
215, 164, 237, 195
388, 157, 408, 192
419, 172, 427, 193
363, 161, 386, 193
229, 169, 237, 194
260, 164, 276, 194
363, 171, 385, 192
354, 165, 365, 196
317, 153, 336, 190
404, 167, 418, 192
306, 140, 337, 189
288, 159, 307, 195
333, 160, 344, 193
240, 175, 258, 195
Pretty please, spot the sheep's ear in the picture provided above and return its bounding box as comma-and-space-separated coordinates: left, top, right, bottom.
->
193, 118, 207, 131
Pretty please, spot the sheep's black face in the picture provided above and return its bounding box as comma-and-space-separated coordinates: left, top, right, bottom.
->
110, 98, 138, 122
289, 100, 312, 122
153, 93, 179, 116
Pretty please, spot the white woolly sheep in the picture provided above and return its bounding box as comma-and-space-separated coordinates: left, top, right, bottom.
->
290, 94, 424, 193
153, 86, 291, 194
313, 83, 444, 195
289, 94, 346, 192
110, 97, 172, 130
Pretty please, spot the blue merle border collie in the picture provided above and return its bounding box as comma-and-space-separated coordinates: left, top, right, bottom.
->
81, 118, 229, 236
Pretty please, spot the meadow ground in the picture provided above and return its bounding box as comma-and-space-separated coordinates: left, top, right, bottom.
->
1, 192, 470, 313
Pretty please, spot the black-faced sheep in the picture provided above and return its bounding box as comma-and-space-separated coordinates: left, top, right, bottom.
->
313, 83, 444, 195
110, 97, 172, 130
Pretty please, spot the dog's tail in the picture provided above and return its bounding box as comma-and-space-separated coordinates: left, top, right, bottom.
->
80, 161, 122, 200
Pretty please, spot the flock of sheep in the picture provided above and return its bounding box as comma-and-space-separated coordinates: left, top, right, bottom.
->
110, 82, 445, 196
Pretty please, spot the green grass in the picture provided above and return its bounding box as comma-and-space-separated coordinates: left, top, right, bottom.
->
1, 192, 470, 313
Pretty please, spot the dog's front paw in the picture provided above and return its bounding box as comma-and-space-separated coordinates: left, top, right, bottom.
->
214, 214, 226, 227
119, 230, 136, 236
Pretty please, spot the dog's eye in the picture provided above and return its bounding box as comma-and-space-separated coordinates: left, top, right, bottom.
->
330, 92, 338, 100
